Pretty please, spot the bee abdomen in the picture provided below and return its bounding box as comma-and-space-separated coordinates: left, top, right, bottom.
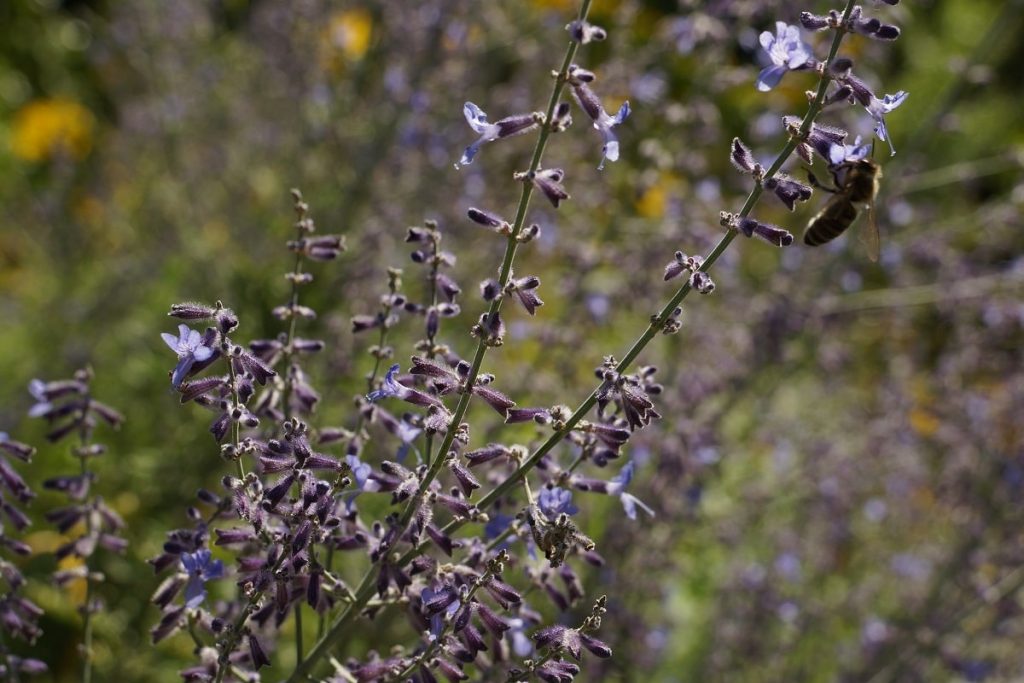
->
804, 200, 858, 246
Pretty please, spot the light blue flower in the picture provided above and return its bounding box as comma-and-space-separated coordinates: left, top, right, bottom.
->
865, 91, 908, 156
607, 461, 655, 521
457, 102, 539, 168
181, 549, 224, 609
756, 22, 814, 92
828, 135, 872, 165
595, 101, 630, 170
366, 364, 408, 402
161, 324, 214, 388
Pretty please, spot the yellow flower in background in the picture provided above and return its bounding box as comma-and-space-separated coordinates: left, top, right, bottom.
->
320, 8, 373, 73
10, 98, 95, 162
636, 172, 681, 219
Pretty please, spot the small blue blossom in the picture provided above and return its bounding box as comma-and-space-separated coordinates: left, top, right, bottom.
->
507, 617, 534, 657
181, 549, 224, 609
537, 487, 579, 520
161, 324, 214, 388
366, 364, 408, 402
420, 586, 460, 638
595, 101, 630, 170
345, 454, 380, 493
756, 22, 814, 92
828, 135, 872, 165
607, 461, 655, 521
457, 102, 539, 168
865, 90, 908, 156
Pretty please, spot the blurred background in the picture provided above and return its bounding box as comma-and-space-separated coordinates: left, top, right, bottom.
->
1, 0, 1023, 680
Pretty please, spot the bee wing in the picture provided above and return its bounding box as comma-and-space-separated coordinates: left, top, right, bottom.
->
860, 200, 881, 262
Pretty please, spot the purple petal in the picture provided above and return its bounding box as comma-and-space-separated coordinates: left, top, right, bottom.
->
161, 333, 180, 352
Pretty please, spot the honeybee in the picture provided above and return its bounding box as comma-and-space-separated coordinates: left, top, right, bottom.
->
804, 157, 882, 261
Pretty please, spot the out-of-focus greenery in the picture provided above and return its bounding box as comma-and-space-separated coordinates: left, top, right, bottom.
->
1, 0, 1022, 680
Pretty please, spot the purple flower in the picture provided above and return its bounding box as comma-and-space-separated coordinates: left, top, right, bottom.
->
366, 364, 408, 402
457, 102, 539, 167
538, 487, 579, 520
865, 91, 908, 156
606, 461, 654, 521
756, 22, 814, 92
161, 324, 214, 388
181, 549, 224, 609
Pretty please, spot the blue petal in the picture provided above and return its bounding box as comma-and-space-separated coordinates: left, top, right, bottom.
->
612, 460, 635, 488
396, 442, 411, 463
193, 345, 213, 362
171, 356, 195, 388
183, 576, 206, 609
621, 495, 638, 520
366, 388, 389, 402
458, 141, 481, 167
512, 630, 533, 658
181, 552, 199, 573
463, 102, 489, 133
161, 332, 181, 352
613, 101, 631, 125
203, 558, 225, 581
756, 65, 787, 92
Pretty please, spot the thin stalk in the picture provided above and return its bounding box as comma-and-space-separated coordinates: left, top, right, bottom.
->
78, 396, 94, 683
287, 3, 593, 679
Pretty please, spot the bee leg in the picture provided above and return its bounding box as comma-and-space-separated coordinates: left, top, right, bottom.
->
807, 170, 838, 194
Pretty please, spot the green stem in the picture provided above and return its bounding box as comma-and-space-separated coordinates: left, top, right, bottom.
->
78, 395, 94, 683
